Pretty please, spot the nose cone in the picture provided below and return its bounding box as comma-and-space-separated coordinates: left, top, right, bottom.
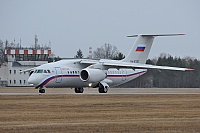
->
28, 75, 38, 85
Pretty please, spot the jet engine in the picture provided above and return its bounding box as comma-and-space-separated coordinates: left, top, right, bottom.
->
80, 68, 107, 83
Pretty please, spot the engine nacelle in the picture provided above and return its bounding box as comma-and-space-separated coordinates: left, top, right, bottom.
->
80, 68, 107, 83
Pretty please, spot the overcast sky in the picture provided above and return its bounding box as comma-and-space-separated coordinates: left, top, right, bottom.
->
0, 0, 200, 59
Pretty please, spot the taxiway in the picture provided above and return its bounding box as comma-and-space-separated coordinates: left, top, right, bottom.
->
0, 87, 199, 95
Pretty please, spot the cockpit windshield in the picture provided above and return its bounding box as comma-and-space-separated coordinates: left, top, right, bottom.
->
37, 69, 43, 73
34, 69, 51, 73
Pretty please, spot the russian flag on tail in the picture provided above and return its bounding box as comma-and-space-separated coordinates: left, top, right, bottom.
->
136, 46, 145, 52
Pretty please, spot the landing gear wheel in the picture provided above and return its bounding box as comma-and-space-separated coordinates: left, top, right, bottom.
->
75, 88, 84, 93
104, 86, 108, 93
99, 86, 108, 93
39, 89, 45, 93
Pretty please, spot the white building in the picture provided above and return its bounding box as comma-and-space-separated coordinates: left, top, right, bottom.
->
0, 49, 51, 86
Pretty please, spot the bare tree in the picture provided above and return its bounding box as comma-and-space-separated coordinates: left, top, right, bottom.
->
93, 43, 119, 59
113, 52, 125, 60
0, 40, 6, 64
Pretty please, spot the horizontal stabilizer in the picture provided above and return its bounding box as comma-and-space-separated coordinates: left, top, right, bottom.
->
127, 34, 185, 37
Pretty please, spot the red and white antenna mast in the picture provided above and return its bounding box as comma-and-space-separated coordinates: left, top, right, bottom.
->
89, 47, 92, 58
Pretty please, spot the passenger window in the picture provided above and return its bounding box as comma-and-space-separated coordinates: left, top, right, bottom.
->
44, 70, 47, 73
34, 70, 38, 73
47, 70, 51, 73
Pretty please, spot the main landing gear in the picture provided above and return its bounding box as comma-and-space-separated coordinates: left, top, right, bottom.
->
75, 87, 84, 93
74, 83, 109, 93
98, 82, 109, 93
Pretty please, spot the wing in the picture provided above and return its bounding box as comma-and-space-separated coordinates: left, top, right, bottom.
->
102, 61, 194, 71
80, 59, 194, 71
80, 59, 99, 64
19, 67, 36, 73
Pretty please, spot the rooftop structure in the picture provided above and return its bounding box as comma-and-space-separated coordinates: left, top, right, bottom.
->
0, 36, 51, 87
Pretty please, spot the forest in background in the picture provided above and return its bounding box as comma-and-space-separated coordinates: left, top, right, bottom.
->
119, 53, 200, 88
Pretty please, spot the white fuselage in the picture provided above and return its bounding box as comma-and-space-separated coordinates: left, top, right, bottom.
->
28, 59, 147, 88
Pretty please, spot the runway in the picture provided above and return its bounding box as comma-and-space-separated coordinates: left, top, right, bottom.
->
0, 87, 199, 95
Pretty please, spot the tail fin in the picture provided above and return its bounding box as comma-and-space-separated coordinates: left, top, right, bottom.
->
122, 34, 185, 64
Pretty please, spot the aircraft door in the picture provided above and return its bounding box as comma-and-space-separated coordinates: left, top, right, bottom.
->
55, 67, 62, 83
122, 69, 127, 81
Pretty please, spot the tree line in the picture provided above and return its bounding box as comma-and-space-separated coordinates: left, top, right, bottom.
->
48, 43, 125, 62
73, 43, 125, 60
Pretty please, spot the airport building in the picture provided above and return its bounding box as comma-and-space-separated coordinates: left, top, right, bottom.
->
0, 48, 51, 87
0, 37, 51, 87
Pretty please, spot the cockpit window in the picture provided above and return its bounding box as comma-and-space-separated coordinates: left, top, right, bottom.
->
47, 70, 51, 73
34, 69, 51, 73
37, 69, 43, 73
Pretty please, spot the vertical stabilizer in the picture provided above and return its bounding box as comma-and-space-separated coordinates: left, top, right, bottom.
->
122, 34, 185, 64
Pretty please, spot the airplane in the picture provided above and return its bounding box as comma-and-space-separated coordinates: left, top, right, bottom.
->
27, 34, 194, 93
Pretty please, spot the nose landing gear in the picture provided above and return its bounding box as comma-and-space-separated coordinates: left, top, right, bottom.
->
75, 87, 84, 93
39, 88, 45, 93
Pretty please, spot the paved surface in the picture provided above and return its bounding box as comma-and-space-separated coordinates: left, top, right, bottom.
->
0, 87, 199, 95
